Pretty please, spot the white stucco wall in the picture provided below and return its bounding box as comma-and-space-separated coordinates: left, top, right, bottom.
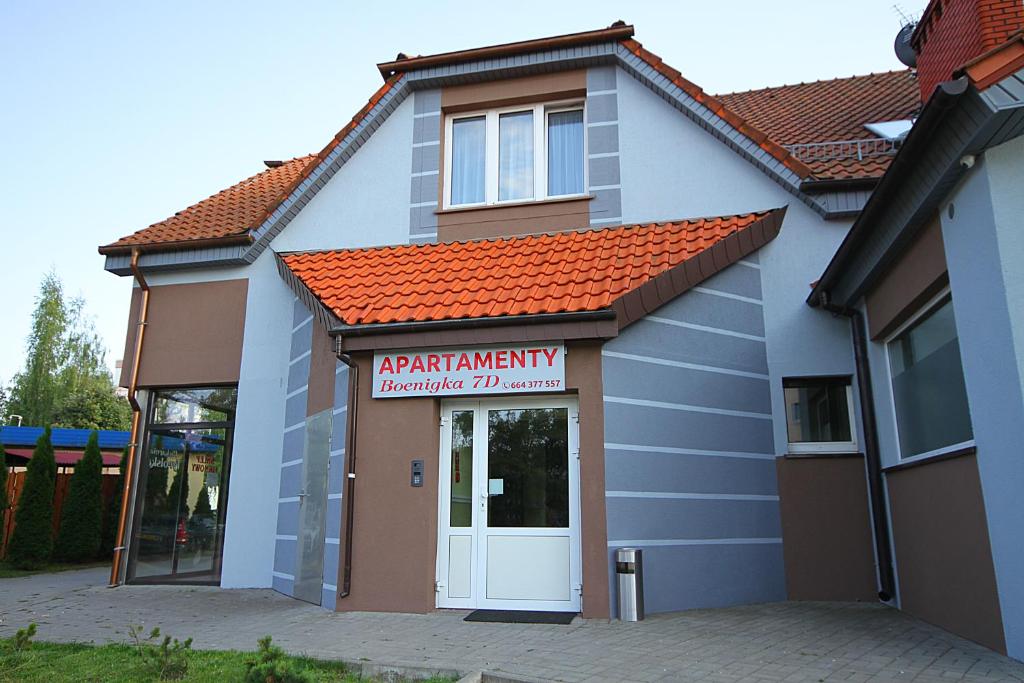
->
616, 69, 861, 455
138, 95, 414, 588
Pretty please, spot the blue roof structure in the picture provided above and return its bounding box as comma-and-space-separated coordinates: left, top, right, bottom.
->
0, 426, 130, 450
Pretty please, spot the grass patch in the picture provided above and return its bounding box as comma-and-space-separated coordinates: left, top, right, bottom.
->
0, 560, 108, 579
0, 638, 455, 682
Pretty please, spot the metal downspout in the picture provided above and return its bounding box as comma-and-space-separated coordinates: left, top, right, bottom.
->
822, 297, 896, 601
109, 249, 150, 587
334, 343, 359, 599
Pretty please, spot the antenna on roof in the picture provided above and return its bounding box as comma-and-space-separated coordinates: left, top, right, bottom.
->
892, 4, 918, 68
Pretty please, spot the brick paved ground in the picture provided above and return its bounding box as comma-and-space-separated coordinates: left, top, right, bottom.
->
1, 567, 1022, 682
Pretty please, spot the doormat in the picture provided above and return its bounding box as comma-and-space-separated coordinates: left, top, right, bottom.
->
464, 609, 577, 625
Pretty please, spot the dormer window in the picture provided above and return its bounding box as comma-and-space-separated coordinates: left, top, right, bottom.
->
444, 101, 586, 209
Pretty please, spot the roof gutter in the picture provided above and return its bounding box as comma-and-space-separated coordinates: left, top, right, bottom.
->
333, 345, 360, 601
329, 309, 618, 338
799, 176, 880, 194
817, 295, 896, 603
809, 76, 969, 307
376, 23, 634, 79
109, 248, 149, 587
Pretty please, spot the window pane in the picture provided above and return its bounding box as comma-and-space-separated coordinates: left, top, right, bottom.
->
451, 116, 486, 205
487, 408, 568, 528
547, 109, 584, 196
153, 388, 237, 424
133, 427, 230, 582
888, 296, 973, 457
449, 410, 474, 527
499, 111, 534, 201
784, 379, 853, 443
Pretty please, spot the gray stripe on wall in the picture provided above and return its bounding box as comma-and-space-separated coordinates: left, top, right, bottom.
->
409, 88, 441, 244
605, 448, 779, 494
602, 262, 781, 614
588, 66, 621, 229
606, 543, 786, 617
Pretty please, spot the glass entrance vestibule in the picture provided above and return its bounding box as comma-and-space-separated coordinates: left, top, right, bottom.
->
128, 387, 237, 584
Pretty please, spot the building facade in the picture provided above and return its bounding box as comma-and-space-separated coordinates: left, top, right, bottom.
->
99, 6, 1024, 661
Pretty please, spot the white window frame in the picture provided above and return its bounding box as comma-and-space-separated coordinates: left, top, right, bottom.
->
883, 285, 975, 462
785, 379, 859, 454
442, 100, 587, 209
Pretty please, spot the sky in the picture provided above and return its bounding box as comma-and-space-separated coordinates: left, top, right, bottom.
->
0, 0, 926, 388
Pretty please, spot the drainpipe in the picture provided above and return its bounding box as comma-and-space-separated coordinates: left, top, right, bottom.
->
820, 294, 896, 601
333, 343, 359, 599
109, 248, 150, 587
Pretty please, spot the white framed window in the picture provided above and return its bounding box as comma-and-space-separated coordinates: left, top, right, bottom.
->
443, 100, 587, 209
885, 287, 974, 460
783, 376, 858, 454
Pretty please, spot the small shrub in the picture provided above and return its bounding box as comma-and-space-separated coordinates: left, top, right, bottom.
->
244, 635, 311, 683
128, 624, 193, 680
13, 623, 37, 650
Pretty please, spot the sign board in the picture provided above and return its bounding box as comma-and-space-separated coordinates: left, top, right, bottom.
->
372, 344, 565, 398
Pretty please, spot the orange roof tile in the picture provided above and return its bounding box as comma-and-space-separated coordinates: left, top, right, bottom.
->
99, 156, 316, 253
717, 71, 920, 180
280, 209, 784, 328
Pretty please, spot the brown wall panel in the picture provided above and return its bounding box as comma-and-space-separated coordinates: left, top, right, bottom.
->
437, 198, 593, 243
886, 453, 1006, 653
335, 340, 608, 616
120, 279, 248, 388
775, 456, 878, 601
441, 69, 586, 112
306, 319, 336, 416
865, 215, 948, 339
565, 341, 610, 619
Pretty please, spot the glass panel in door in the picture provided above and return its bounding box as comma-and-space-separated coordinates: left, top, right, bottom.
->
482, 406, 574, 606
133, 427, 228, 581
486, 408, 569, 528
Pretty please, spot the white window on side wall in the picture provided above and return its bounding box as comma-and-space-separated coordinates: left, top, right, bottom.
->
783, 376, 858, 454
886, 288, 974, 460
444, 101, 586, 209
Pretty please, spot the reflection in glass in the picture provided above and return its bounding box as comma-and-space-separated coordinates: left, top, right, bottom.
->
487, 408, 568, 528
132, 387, 235, 583
783, 379, 852, 443
547, 109, 584, 196
888, 296, 973, 457
450, 410, 474, 527
451, 116, 486, 205
499, 111, 534, 201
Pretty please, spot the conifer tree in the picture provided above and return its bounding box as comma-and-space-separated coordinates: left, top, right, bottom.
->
54, 431, 104, 562
7, 427, 56, 569
0, 442, 9, 516
99, 445, 128, 558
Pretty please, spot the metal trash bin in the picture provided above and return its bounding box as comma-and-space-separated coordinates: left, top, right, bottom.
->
616, 547, 644, 621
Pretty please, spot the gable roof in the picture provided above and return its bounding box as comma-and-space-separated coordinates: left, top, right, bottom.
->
278, 208, 785, 333
717, 71, 921, 180
99, 23, 900, 261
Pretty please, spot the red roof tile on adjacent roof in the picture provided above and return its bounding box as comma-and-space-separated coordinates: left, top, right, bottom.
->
280, 209, 784, 327
717, 71, 920, 180
619, 39, 815, 179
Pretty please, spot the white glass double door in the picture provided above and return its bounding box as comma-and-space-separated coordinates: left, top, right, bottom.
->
437, 397, 581, 612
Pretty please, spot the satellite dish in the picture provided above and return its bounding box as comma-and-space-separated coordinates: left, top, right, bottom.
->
894, 23, 917, 68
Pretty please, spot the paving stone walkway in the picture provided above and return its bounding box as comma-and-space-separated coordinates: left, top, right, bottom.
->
1, 567, 1023, 682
